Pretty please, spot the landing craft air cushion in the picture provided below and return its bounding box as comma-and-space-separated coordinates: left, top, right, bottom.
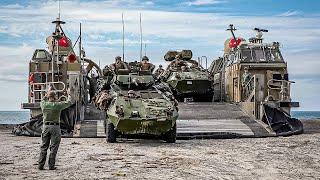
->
13, 17, 104, 136
208, 25, 303, 136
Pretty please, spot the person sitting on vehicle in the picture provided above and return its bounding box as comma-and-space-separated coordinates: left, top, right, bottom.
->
128, 90, 137, 98
169, 54, 187, 69
138, 56, 155, 72
109, 56, 129, 72
189, 60, 199, 69
154, 64, 165, 77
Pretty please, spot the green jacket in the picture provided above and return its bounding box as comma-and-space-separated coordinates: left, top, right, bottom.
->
40, 97, 72, 123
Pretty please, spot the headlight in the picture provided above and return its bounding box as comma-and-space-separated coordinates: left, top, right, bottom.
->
131, 110, 140, 118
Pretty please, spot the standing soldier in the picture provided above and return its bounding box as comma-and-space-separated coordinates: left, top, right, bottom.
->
38, 90, 72, 170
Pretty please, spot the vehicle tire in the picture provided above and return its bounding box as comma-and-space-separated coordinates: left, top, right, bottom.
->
107, 121, 117, 143
164, 123, 176, 143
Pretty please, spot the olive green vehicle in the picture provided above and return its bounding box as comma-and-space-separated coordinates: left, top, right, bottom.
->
95, 62, 179, 143
161, 50, 213, 102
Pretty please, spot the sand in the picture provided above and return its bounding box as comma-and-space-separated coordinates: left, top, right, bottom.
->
0, 121, 320, 180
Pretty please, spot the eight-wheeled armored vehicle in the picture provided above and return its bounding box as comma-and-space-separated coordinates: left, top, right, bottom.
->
95, 61, 179, 143
161, 50, 213, 102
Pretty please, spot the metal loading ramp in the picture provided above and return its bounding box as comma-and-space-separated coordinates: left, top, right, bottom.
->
176, 102, 273, 139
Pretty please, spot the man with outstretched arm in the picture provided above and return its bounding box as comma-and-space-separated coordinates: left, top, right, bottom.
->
38, 89, 72, 170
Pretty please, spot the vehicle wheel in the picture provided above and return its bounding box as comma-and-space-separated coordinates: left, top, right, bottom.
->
107, 122, 117, 143
164, 123, 176, 143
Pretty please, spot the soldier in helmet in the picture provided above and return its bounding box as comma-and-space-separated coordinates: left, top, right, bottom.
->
154, 64, 165, 78
128, 90, 136, 98
169, 53, 187, 69
138, 56, 155, 72
109, 56, 129, 71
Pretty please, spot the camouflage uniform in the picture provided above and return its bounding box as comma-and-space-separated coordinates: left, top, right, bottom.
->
138, 56, 155, 71
38, 96, 71, 170
109, 56, 128, 71
154, 65, 164, 77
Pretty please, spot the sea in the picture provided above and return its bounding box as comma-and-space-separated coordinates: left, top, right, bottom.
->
0, 110, 319, 124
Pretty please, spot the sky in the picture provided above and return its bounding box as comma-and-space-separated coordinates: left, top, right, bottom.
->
0, 0, 319, 111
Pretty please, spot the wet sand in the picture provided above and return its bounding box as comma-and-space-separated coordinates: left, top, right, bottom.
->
0, 120, 320, 180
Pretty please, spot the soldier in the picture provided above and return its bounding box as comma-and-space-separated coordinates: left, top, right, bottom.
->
38, 90, 72, 170
189, 60, 199, 69
154, 64, 165, 77
128, 90, 137, 98
169, 54, 187, 68
242, 67, 251, 87
137, 56, 155, 72
241, 67, 252, 97
109, 56, 129, 71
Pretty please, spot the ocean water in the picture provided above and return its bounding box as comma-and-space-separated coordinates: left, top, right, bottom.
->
0, 111, 319, 124
0, 111, 30, 124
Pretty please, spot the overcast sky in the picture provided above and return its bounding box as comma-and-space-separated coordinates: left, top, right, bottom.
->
0, 0, 319, 111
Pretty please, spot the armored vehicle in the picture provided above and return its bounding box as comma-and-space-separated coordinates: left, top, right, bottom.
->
95, 61, 179, 143
161, 50, 213, 102
208, 25, 303, 136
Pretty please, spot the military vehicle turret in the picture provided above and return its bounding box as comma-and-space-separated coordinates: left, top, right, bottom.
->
161, 50, 213, 102
95, 61, 179, 143
208, 24, 303, 136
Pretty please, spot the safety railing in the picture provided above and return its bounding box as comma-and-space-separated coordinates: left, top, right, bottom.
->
267, 79, 294, 101
31, 81, 66, 102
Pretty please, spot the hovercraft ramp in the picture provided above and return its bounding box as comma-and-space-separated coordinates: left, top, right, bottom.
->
76, 102, 274, 139
176, 102, 273, 139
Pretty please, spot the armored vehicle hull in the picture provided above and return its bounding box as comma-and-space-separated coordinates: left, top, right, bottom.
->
106, 92, 178, 142
166, 71, 213, 101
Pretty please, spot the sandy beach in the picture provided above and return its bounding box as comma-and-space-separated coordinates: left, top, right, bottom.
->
0, 120, 320, 180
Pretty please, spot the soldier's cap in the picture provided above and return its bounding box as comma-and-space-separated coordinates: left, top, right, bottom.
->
142, 56, 149, 61
46, 90, 56, 98
159, 64, 163, 67
244, 66, 249, 70
115, 56, 122, 61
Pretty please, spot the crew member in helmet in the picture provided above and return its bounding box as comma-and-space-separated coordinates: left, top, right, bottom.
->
169, 53, 187, 69
138, 56, 155, 72
109, 56, 129, 71
154, 64, 165, 78
128, 90, 136, 98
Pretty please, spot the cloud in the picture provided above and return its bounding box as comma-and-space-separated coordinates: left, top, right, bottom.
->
278, 10, 301, 17
186, 0, 226, 6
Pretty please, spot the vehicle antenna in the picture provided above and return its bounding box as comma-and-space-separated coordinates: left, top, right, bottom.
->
139, 13, 143, 60
79, 23, 82, 64
226, 24, 237, 40
58, 0, 61, 20
144, 43, 147, 56
122, 13, 125, 62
